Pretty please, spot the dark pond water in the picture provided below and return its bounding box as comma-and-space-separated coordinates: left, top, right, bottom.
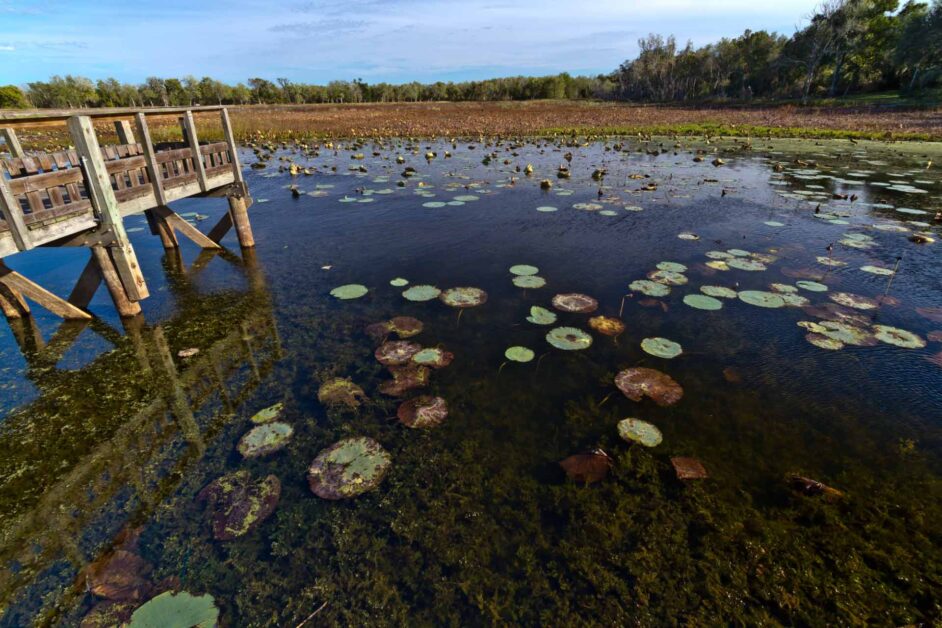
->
1, 137, 941, 626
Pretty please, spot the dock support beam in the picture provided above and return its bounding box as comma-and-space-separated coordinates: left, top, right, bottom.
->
91, 245, 141, 317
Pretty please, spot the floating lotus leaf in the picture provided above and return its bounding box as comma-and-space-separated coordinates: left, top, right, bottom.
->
798, 320, 828, 333
237, 422, 294, 458
128, 591, 219, 628
873, 325, 926, 349
727, 249, 751, 257
656, 261, 687, 273
770, 283, 798, 294
375, 341, 422, 366
640, 337, 682, 359
440, 287, 488, 308
860, 265, 894, 276
330, 284, 368, 300
513, 275, 546, 289
705, 251, 734, 259
411, 347, 454, 368
509, 264, 539, 276
647, 269, 688, 286
780, 293, 811, 307
738, 291, 785, 308
796, 280, 828, 292
318, 378, 367, 408
727, 258, 767, 271
818, 321, 878, 346
86, 550, 152, 602
197, 471, 281, 541
250, 402, 283, 424
546, 326, 593, 350
379, 364, 430, 396
389, 277, 409, 287
700, 285, 737, 299
629, 280, 670, 297
551, 293, 599, 313
617, 418, 663, 447
677, 232, 699, 240
308, 437, 391, 500
671, 457, 708, 480
402, 285, 441, 301
615, 368, 683, 406
397, 396, 448, 428
505, 346, 535, 362
683, 294, 722, 310
828, 291, 880, 310
588, 316, 625, 336
806, 333, 844, 350
705, 260, 730, 271
559, 450, 612, 483
526, 306, 557, 325
817, 256, 847, 267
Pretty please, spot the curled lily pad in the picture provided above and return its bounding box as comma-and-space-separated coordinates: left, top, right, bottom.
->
250, 403, 283, 424
379, 364, 430, 396
412, 347, 455, 368
397, 396, 448, 428
683, 294, 722, 310
738, 291, 785, 308
588, 316, 625, 336
559, 449, 612, 483
546, 326, 593, 350
647, 269, 688, 286
318, 378, 367, 408
630, 280, 670, 297
526, 306, 557, 325
197, 471, 281, 541
513, 275, 546, 289
440, 287, 488, 308
657, 261, 687, 273
796, 280, 828, 292
330, 284, 368, 300
509, 264, 539, 276
615, 368, 683, 406
308, 437, 391, 500
375, 341, 422, 366
238, 422, 293, 458
128, 591, 219, 628
873, 325, 926, 349
829, 292, 879, 310
552, 293, 598, 313
505, 346, 535, 362
390, 277, 410, 287
700, 285, 737, 299
641, 337, 682, 359
806, 333, 844, 350
402, 285, 441, 301
617, 418, 663, 447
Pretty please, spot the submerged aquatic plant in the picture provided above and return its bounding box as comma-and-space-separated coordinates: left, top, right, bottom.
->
318, 378, 367, 408
379, 364, 431, 396
308, 436, 392, 499
559, 449, 612, 483
671, 457, 708, 480
397, 396, 449, 428
197, 471, 281, 541
614, 368, 683, 406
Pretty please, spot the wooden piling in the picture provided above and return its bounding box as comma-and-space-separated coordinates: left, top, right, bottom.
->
91, 245, 141, 317
227, 194, 255, 248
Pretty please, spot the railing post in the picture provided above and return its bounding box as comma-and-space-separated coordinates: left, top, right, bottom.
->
134, 113, 179, 249
181, 110, 208, 192
0, 175, 32, 251
219, 108, 244, 185
114, 120, 136, 145
0, 128, 24, 158
218, 108, 255, 248
68, 115, 149, 306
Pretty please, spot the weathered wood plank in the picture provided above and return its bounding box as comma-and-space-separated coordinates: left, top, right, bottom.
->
0, 128, 24, 158
219, 108, 244, 184
152, 205, 220, 249
0, 260, 92, 320
181, 111, 208, 192
0, 175, 31, 250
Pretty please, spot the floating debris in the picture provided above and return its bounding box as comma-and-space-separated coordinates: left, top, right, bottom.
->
546, 326, 593, 350
397, 396, 449, 428
330, 284, 368, 300
197, 471, 281, 541
177, 347, 199, 359
308, 437, 391, 499
640, 337, 683, 359
559, 449, 612, 483
617, 418, 663, 447
237, 422, 294, 458
615, 368, 683, 406
551, 293, 599, 313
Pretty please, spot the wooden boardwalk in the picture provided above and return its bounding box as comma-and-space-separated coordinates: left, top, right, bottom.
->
0, 106, 255, 320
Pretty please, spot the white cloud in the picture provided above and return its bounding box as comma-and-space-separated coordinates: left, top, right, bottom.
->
0, 44, 15, 51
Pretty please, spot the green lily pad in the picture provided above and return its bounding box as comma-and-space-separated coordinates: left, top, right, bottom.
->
330, 284, 368, 300
308, 436, 392, 500
860, 265, 895, 276
617, 418, 663, 447
641, 337, 683, 359
402, 285, 441, 301
509, 264, 539, 276
250, 402, 283, 424
411, 347, 455, 368
546, 326, 593, 350
630, 280, 670, 297
657, 261, 687, 273
818, 321, 878, 346
505, 346, 535, 362
648, 269, 688, 286
700, 285, 737, 299
796, 280, 829, 292
683, 294, 723, 310
526, 306, 557, 325
829, 292, 879, 310
705, 260, 730, 271
536, 206, 558, 212
727, 258, 767, 271
513, 275, 546, 289
806, 333, 844, 350
129, 591, 219, 628
237, 422, 294, 458
738, 291, 785, 308
873, 325, 926, 348
440, 286, 488, 308
390, 277, 409, 287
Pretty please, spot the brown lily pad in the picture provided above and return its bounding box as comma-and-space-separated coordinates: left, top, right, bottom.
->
80, 601, 138, 628
379, 364, 430, 396
671, 457, 708, 480
197, 471, 281, 541
375, 340, 422, 366
551, 293, 599, 313
615, 368, 684, 406
397, 395, 448, 428
85, 550, 153, 601
318, 378, 367, 408
559, 449, 612, 484
308, 436, 391, 500
366, 316, 424, 341
588, 315, 625, 336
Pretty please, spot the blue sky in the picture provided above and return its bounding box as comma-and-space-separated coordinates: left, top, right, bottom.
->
0, 0, 821, 85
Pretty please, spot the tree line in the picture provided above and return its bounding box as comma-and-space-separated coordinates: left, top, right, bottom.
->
1, 0, 939, 110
